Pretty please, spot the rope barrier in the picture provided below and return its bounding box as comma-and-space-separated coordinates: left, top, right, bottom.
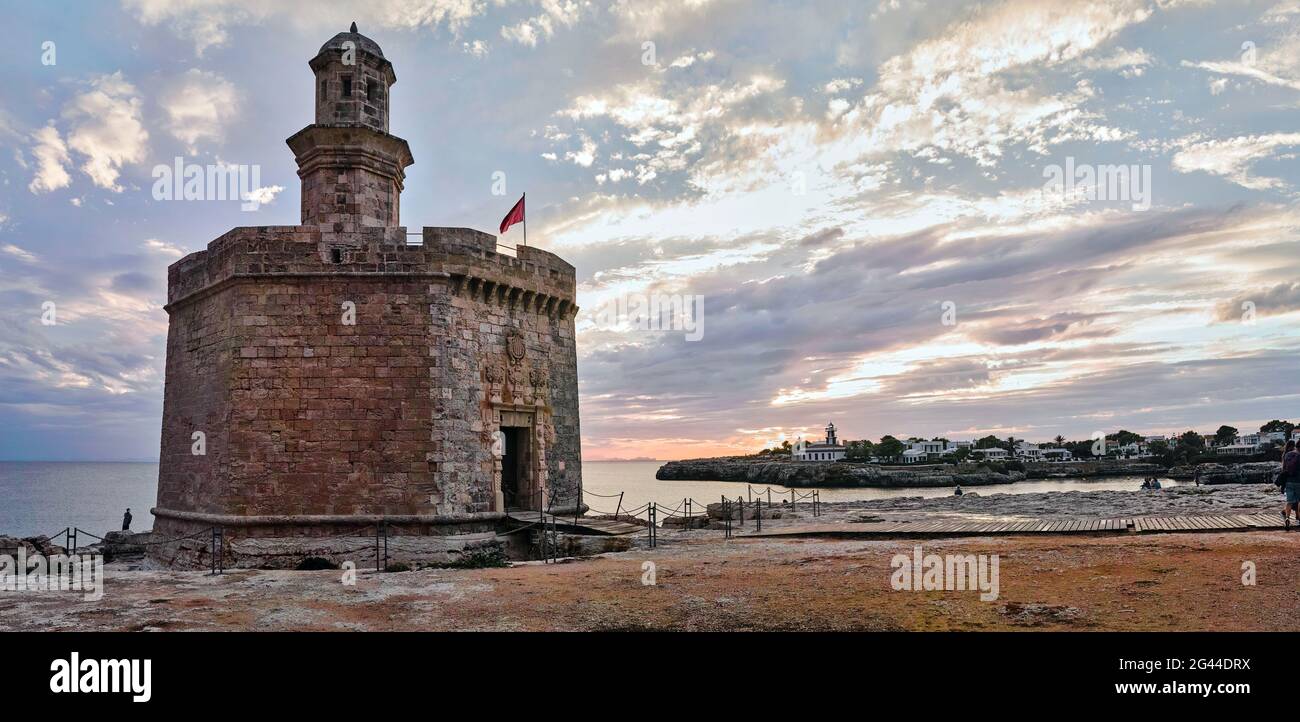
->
655, 500, 686, 515
608, 503, 650, 518
37, 527, 68, 541
584, 506, 642, 517
32, 482, 820, 561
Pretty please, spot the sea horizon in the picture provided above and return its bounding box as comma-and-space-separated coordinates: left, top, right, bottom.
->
1, 458, 1185, 541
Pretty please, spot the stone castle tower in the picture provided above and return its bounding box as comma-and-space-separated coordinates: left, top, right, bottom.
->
150, 25, 582, 568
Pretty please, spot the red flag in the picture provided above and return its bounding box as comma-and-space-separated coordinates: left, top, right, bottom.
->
499, 194, 525, 234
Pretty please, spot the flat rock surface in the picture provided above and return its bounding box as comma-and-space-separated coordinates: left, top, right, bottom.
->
742, 482, 1283, 529
3, 484, 1291, 631
2, 527, 1297, 631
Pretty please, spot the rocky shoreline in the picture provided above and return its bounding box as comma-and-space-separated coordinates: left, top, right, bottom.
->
656, 456, 1280, 488
655, 457, 1023, 487
1167, 462, 1280, 484
0, 529, 155, 568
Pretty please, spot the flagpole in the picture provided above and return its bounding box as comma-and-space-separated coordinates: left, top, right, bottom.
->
522, 192, 527, 247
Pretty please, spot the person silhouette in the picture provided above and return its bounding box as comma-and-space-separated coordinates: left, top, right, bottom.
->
121, 508, 132, 531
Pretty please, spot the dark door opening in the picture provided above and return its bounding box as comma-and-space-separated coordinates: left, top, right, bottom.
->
501, 427, 530, 510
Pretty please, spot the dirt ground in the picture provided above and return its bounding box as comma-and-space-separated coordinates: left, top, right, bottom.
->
2, 529, 1298, 631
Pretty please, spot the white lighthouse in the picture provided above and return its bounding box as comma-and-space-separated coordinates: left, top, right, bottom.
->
791, 421, 847, 462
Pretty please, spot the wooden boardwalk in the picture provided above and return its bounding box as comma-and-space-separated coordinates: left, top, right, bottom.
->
504, 511, 644, 536
743, 512, 1289, 539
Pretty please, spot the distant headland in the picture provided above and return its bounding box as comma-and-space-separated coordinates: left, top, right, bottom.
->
658, 420, 1295, 488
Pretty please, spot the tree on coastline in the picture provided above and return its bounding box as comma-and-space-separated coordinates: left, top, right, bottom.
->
1064, 439, 1095, 458
1214, 425, 1238, 446
1110, 430, 1142, 447
759, 440, 793, 456
846, 439, 875, 460
1175, 430, 1205, 464
877, 435, 905, 461
1260, 420, 1295, 437
1147, 439, 1174, 465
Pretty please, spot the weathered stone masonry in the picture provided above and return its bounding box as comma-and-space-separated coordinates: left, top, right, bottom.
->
150, 26, 581, 568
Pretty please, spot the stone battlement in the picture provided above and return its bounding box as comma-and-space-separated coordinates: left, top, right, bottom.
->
167, 225, 577, 317
151, 25, 582, 568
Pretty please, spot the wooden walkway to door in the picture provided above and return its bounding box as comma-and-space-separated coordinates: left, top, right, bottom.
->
504, 511, 644, 536
742, 512, 1289, 539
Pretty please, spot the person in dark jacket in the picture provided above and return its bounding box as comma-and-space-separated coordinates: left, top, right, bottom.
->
1281, 441, 1299, 529
121, 508, 132, 531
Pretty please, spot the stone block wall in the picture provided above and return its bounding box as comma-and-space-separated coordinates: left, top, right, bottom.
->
152, 225, 581, 564
288, 126, 412, 230
311, 42, 393, 133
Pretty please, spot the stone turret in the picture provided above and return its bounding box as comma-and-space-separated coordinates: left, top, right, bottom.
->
287, 22, 413, 230
151, 27, 583, 569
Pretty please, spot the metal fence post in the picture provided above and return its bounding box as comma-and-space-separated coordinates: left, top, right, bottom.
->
210, 527, 224, 575
767, 488, 771, 506
614, 492, 623, 521
756, 498, 762, 532
648, 504, 657, 549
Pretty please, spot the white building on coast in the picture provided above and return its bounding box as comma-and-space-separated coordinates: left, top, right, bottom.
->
792, 422, 847, 462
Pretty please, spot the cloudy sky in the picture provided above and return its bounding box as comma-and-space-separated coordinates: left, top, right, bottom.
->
1, 0, 1298, 461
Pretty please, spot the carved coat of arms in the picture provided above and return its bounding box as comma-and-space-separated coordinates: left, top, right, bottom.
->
529, 366, 549, 387
505, 330, 526, 363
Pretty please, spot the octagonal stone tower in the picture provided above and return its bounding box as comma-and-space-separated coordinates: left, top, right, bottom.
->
150, 26, 582, 569
289, 22, 412, 230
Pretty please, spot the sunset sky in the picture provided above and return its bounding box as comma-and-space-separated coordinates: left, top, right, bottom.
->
1, 0, 1298, 461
